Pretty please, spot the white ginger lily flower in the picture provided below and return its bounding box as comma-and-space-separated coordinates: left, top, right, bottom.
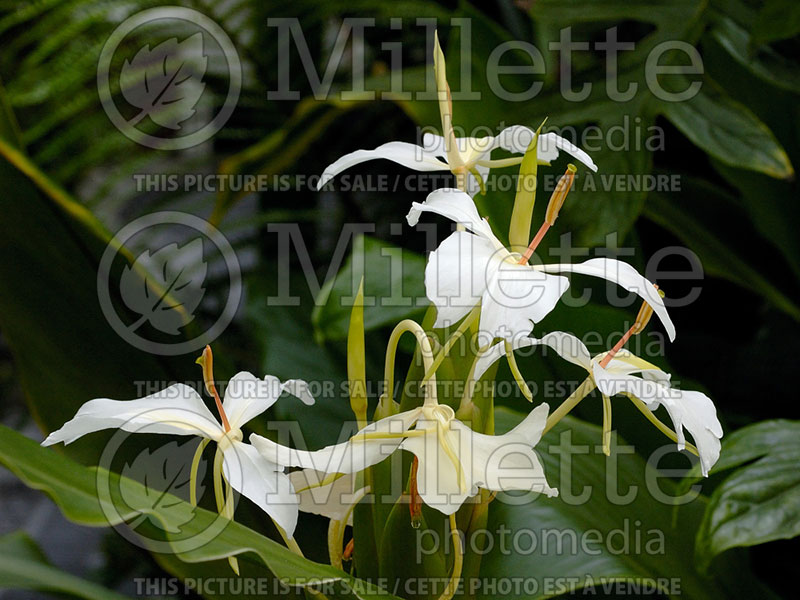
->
316, 32, 596, 196
474, 331, 722, 476
252, 402, 556, 516
42, 351, 314, 536
408, 188, 675, 341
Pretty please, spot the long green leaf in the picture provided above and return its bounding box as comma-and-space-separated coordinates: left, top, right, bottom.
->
0, 424, 399, 600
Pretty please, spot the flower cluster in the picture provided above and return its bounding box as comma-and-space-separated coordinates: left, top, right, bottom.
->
42, 30, 722, 592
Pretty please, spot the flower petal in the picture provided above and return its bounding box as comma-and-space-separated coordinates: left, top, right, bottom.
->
280, 379, 315, 406
425, 231, 496, 329
400, 425, 473, 515
41, 384, 222, 446
539, 132, 598, 172
222, 441, 299, 535
317, 141, 448, 189
422, 132, 446, 156
538, 258, 675, 341
480, 263, 569, 339
455, 403, 557, 496
492, 126, 598, 171
222, 372, 281, 430
407, 188, 499, 243
250, 408, 423, 474
289, 470, 359, 524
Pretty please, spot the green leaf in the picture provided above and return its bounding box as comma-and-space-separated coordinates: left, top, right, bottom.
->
659, 80, 794, 179
752, 0, 800, 46
312, 236, 427, 342
643, 180, 800, 320
693, 420, 800, 571
0, 531, 130, 600
0, 424, 399, 600
710, 17, 800, 95
480, 409, 773, 599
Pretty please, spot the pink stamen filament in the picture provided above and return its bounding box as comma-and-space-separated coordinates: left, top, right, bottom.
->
518, 221, 550, 264
598, 324, 637, 369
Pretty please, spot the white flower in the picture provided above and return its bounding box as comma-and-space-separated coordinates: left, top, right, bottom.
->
408, 189, 675, 341
316, 32, 596, 196
315, 128, 596, 197
42, 371, 314, 535
252, 403, 556, 516
474, 332, 722, 475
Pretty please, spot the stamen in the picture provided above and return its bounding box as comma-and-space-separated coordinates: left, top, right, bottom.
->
342, 538, 355, 561
598, 287, 662, 369
409, 456, 422, 529
518, 164, 576, 264
196, 345, 231, 432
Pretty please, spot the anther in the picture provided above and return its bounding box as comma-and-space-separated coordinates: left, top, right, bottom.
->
519, 164, 577, 264
599, 286, 661, 369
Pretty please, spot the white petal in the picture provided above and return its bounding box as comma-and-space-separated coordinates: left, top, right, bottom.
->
406, 188, 499, 243
289, 470, 360, 525
250, 408, 423, 474
317, 141, 447, 189
222, 441, 299, 535
42, 384, 222, 446
422, 132, 446, 157
539, 132, 598, 172
456, 403, 557, 496
280, 379, 315, 406
425, 231, 496, 329
222, 372, 281, 430
667, 390, 722, 476
492, 126, 598, 172
480, 263, 569, 339
473, 339, 534, 382
492, 125, 537, 155
538, 258, 675, 341
473, 331, 592, 381
534, 332, 593, 371
400, 424, 472, 515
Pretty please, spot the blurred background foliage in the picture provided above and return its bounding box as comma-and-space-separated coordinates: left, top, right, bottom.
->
0, 0, 799, 598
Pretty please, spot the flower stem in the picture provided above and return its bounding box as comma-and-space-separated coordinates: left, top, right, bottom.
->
328, 485, 370, 569
382, 319, 438, 407
458, 344, 490, 412
421, 307, 480, 385
544, 377, 596, 434
438, 513, 463, 600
